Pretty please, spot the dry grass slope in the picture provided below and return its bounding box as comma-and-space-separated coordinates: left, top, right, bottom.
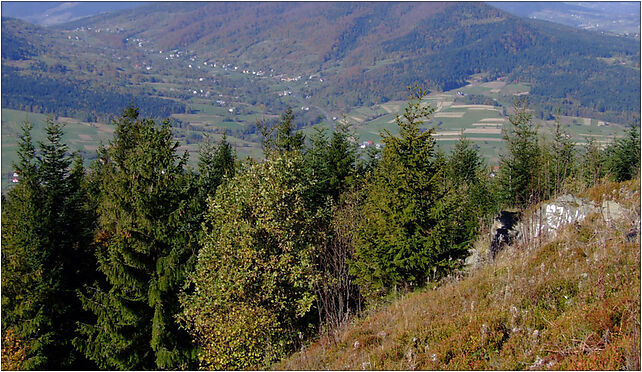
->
277, 179, 641, 370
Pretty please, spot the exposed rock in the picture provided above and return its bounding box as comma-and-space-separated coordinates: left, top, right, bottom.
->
601, 199, 628, 224
517, 194, 599, 242
464, 247, 483, 268
488, 211, 520, 259
480, 193, 632, 262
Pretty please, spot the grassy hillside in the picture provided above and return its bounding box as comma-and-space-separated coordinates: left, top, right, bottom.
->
277, 179, 641, 370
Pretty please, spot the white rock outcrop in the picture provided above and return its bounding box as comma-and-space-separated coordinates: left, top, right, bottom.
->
516, 194, 630, 243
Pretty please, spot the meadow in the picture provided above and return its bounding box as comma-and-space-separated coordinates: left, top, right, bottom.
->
1, 79, 628, 193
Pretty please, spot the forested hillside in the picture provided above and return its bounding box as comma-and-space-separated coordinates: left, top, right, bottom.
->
2, 2, 640, 126
1, 2, 640, 369
2, 92, 639, 369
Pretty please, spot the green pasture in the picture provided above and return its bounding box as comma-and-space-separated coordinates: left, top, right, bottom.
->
1, 71, 631, 193
1, 109, 115, 192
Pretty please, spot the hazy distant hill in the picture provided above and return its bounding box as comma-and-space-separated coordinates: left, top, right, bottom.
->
60, 2, 642, 119
489, 2, 641, 35
0, 2, 148, 26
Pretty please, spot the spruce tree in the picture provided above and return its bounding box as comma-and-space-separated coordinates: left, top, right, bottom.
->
76, 107, 198, 369
1, 121, 49, 370
326, 123, 357, 200
498, 102, 542, 208
2, 119, 95, 369
351, 86, 471, 300
448, 135, 483, 187
304, 123, 357, 209
447, 135, 497, 228
604, 124, 640, 182
583, 134, 605, 187
38, 119, 96, 369
275, 108, 304, 153
303, 123, 361, 329
550, 118, 575, 196
197, 132, 235, 199
259, 108, 304, 155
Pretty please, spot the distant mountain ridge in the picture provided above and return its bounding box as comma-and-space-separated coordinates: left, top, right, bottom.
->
490, 1, 641, 35
1, 2, 148, 26
2, 2, 640, 124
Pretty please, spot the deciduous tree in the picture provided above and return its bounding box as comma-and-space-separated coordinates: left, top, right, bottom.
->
181, 151, 318, 369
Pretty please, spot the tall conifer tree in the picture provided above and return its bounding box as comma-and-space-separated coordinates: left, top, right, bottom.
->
351, 87, 471, 300
604, 124, 640, 182
304, 123, 357, 209
197, 132, 235, 199
76, 107, 198, 369
498, 102, 542, 207
2, 119, 95, 369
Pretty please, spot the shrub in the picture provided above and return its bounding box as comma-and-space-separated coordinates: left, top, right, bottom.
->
181, 152, 319, 369
1, 329, 26, 371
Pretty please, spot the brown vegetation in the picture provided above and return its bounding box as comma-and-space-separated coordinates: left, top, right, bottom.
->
276, 179, 641, 370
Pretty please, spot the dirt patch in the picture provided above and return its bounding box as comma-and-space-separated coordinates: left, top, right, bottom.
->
451, 104, 496, 109
381, 104, 400, 114
434, 131, 463, 137
434, 137, 461, 141
466, 137, 503, 142
464, 128, 502, 135
480, 118, 506, 122
434, 112, 465, 118
348, 116, 364, 123
472, 123, 503, 127
467, 107, 502, 112
57, 117, 78, 124
481, 81, 506, 89
78, 134, 93, 141
431, 93, 451, 99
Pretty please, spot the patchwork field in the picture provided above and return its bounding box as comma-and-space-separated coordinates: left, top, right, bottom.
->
339, 81, 627, 166
1, 107, 262, 192
1, 80, 629, 193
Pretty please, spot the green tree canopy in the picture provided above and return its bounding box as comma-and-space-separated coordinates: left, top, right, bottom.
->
604, 124, 640, 182
259, 108, 305, 156
498, 102, 542, 207
76, 106, 198, 370
2, 118, 95, 369
197, 132, 235, 199
304, 123, 358, 210
181, 151, 319, 370
351, 86, 472, 300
